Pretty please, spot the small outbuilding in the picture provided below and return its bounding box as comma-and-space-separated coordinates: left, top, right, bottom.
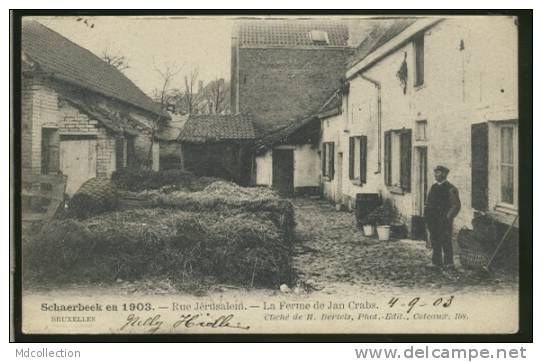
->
177, 114, 256, 185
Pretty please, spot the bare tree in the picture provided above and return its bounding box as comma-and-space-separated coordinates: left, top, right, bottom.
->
183, 67, 200, 115
144, 62, 183, 168
101, 48, 130, 72
207, 78, 229, 114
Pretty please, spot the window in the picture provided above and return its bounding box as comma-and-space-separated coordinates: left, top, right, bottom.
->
309, 30, 329, 45
414, 35, 424, 87
322, 142, 335, 179
349, 136, 368, 184
384, 129, 412, 192
415, 120, 427, 141
498, 124, 518, 207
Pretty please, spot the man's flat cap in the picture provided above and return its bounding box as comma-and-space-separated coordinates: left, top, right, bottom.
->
434, 165, 450, 173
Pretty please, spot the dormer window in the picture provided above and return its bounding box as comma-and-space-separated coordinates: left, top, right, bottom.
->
309, 30, 329, 45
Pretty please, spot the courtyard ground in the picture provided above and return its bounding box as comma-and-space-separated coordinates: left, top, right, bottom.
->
291, 197, 518, 295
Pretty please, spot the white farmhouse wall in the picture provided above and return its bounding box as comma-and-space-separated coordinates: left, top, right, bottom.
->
255, 150, 273, 186
294, 144, 320, 188
327, 16, 518, 230
255, 144, 320, 189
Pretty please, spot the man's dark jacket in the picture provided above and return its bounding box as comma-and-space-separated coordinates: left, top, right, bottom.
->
424, 180, 461, 229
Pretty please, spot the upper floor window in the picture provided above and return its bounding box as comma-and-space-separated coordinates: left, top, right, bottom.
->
414, 35, 424, 87
415, 120, 427, 141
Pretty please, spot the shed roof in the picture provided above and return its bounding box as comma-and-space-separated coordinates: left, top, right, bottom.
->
256, 90, 342, 150
22, 20, 164, 117
237, 19, 349, 48
177, 114, 256, 143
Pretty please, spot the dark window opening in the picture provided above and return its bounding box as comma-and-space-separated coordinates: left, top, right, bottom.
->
414, 35, 425, 87
41, 128, 59, 175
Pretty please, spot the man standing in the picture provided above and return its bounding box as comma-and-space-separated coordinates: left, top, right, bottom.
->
424, 165, 461, 271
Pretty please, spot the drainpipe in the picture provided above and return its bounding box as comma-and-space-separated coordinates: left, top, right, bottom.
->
359, 74, 382, 174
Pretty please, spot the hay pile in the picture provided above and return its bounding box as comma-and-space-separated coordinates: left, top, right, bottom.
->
23, 208, 292, 287
151, 182, 295, 242
65, 178, 118, 219
111, 168, 221, 192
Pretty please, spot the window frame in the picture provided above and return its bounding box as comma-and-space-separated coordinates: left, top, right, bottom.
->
349, 135, 368, 185
415, 119, 428, 141
495, 122, 518, 211
413, 35, 425, 88
384, 128, 412, 193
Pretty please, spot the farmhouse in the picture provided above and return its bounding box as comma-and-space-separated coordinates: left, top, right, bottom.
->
321, 17, 518, 232
21, 20, 166, 196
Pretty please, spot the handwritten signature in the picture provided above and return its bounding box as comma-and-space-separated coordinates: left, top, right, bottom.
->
120, 313, 250, 333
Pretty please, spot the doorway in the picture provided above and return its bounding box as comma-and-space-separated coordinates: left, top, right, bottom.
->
59, 137, 97, 196
272, 149, 294, 196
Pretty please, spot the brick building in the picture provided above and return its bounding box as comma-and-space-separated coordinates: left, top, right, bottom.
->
232, 19, 353, 194
321, 17, 518, 234
230, 19, 352, 134
21, 21, 166, 195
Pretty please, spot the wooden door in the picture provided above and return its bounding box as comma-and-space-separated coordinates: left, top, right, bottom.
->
272, 149, 294, 196
60, 138, 97, 196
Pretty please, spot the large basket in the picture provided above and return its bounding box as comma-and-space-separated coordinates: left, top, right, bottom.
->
459, 246, 490, 269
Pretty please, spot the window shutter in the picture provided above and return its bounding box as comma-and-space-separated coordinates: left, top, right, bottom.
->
400, 129, 412, 192
360, 135, 367, 184
322, 143, 327, 176
471, 122, 489, 210
329, 143, 335, 180
349, 137, 354, 179
384, 131, 392, 186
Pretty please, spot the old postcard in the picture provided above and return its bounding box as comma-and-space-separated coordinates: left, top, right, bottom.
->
14, 14, 523, 336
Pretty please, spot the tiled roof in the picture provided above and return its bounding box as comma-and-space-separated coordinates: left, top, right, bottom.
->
237, 19, 349, 48
59, 92, 142, 136
177, 114, 256, 143
348, 18, 417, 67
22, 20, 164, 117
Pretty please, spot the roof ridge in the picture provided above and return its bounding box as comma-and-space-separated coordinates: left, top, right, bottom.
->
22, 20, 164, 117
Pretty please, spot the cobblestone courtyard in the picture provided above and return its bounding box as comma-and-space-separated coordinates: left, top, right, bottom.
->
291, 198, 518, 295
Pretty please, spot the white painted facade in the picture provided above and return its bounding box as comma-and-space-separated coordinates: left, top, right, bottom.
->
322, 17, 518, 229
255, 144, 320, 189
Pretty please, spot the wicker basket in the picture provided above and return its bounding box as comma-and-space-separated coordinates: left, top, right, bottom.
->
459, 246, 490, 269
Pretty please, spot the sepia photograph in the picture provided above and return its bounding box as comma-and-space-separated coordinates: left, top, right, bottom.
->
11, 11, 531, 339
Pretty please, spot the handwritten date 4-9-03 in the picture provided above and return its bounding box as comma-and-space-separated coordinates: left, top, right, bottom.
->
388, 296, 454, 313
